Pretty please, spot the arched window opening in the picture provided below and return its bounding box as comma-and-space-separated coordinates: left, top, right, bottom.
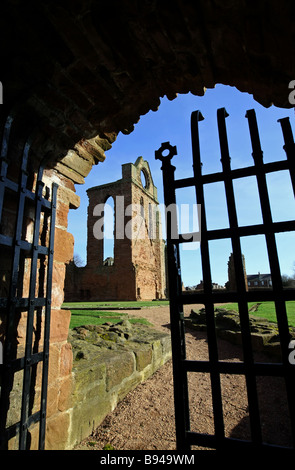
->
103, 196, 115, 265
140, 169, 149, 189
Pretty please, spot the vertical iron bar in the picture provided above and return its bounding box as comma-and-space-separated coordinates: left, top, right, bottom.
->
0, 112, 56, 449
19, 160, 45, 450
246, 109, 295, 447
0, 114, 15, 448
39, 182, 58, 450
0, 136, 30, 448
217, 108, 262, 445
155, 143, 190, 450
277, 117, 295, 198
0, 115, 14, 221
191, 110, 225, 447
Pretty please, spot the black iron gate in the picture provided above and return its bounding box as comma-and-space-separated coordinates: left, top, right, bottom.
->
0, 111, 57, 449
156, 108, 295, 451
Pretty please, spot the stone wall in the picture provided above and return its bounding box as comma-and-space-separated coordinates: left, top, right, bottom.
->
5, 314, 171, 449
227, 253, 248, 292
65, 320, 171, 449
185, 307, 295, 359
64, 157, 166, 302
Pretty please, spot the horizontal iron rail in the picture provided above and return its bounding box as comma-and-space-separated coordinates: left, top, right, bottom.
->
180, 289, 295, 304
3, 410, 41, 443
177, 219, 295, 244
183, 359, 289, 377
0, 180, 52, 210
2, 351, 46, 374
185, 431, 294, 451
0, 234, 50, 253
0, 297, 48, 309
174, 158, 292, 189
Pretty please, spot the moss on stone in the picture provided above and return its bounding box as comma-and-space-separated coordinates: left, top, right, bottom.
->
185, 307, 295, 359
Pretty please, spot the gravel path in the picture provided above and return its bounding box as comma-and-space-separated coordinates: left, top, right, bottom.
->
74, 304, 293, 451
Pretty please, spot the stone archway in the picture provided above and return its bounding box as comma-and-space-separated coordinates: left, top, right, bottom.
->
1, 0, 295, 449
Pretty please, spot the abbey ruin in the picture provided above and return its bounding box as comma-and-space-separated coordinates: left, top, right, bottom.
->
64, 157, 166, 301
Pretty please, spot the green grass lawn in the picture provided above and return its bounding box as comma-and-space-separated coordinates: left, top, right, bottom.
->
63, 300, 169, 309
221, 301, 295, 327
65, 299, 295, 329
67, 308, 154, 329
63, 300, 169, 329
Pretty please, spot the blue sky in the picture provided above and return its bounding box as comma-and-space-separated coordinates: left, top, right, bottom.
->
68, 84, 295, 287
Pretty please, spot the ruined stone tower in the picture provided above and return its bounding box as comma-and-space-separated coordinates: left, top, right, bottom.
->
65, 157, 166, 301
227, 252, 248, 292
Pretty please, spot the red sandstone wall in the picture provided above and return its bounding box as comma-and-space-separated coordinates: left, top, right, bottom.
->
130, 160, 166, 300
65, 157, 166, 303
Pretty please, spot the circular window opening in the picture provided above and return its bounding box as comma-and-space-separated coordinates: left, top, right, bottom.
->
140, 169, 149, 189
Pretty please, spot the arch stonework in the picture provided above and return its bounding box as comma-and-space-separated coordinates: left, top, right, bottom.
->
1, 0, 295, 449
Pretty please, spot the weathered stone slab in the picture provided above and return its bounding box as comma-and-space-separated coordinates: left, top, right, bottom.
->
185, 307, 295, 359
67, 320, 172, 449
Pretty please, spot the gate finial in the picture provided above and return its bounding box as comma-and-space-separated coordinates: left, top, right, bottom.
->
155, 141, 177, 163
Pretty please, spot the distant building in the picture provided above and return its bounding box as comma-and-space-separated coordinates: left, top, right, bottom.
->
185, 280, 225, 291
247, 272, 272, 288
226, 253, 272, 291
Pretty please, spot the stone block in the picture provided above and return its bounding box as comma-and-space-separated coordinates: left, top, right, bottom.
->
68, 394, 111, 448
71, 350, 106, 404
46, 381, 60, 418
115, 370, 143, 405
60, 149, 94, 177
56, 201, 70, 229
45, 411, 71, 450
54, 162, 85, 184
48, 344, 61, 383
58, 374, 73, 412
57, 185, 80, 210
134, 344, 153, 371
60, 342, 73, 377
161, 335, 172, 359
50, 309, 71, 343
105, 350, 135, 391
51, 262, 66, 308
54, 227, 74, 263
77, 138, 106, 163
152, 339, 168, 372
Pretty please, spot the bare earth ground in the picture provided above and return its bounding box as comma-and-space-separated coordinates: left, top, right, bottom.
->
74, 304, 293, 451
